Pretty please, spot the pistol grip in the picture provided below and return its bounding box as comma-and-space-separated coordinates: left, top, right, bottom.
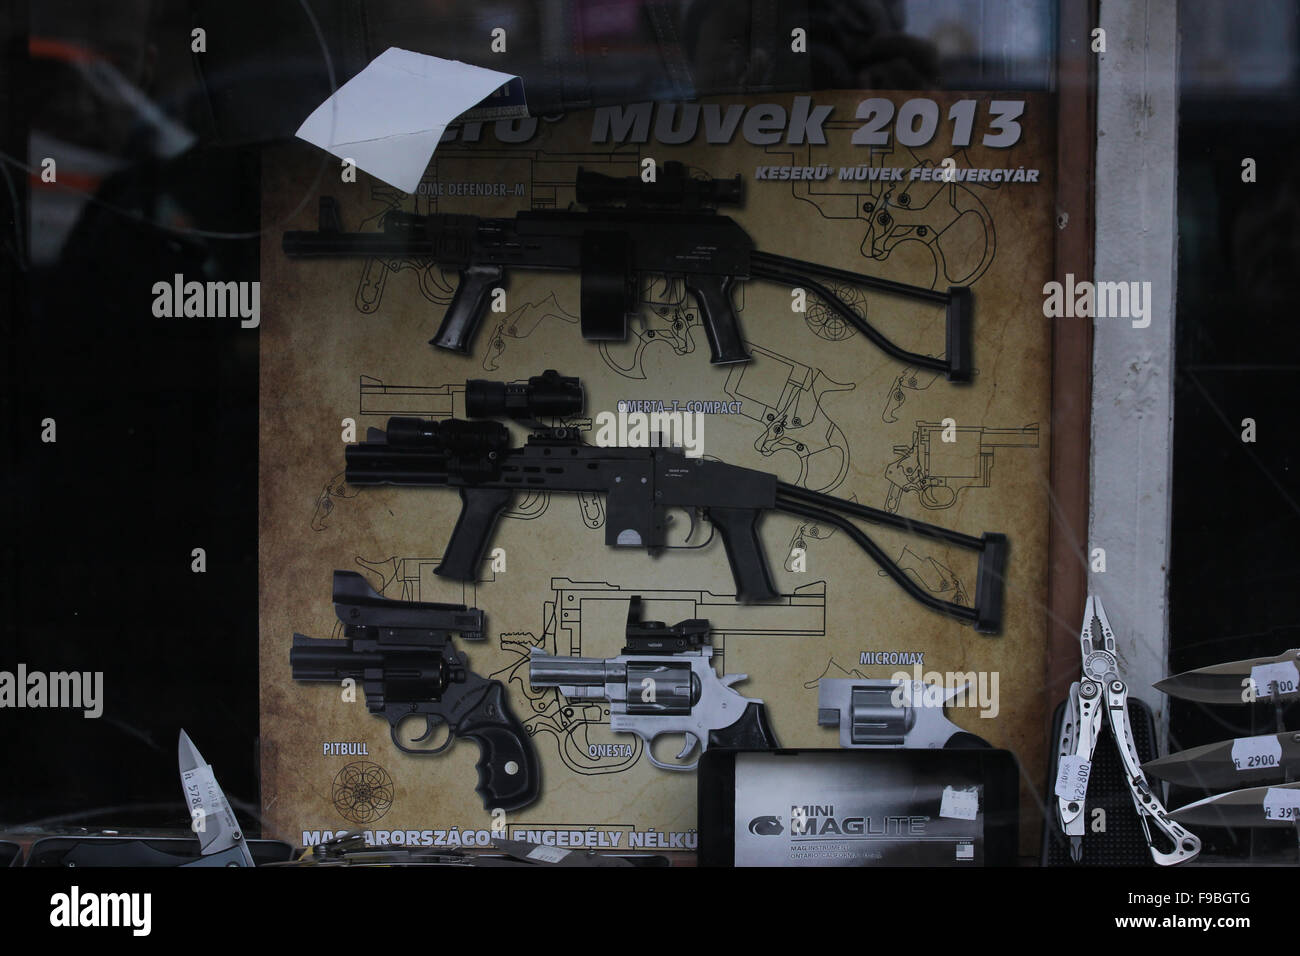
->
707, 702, 780, 751
431, 263, 504, 353
457, 681, 541, 812
435, 486, 513, 581
686, 274, 751, 365
710, 507, 777, 602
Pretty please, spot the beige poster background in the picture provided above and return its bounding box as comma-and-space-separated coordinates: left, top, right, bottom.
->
259, 91, 1055, 854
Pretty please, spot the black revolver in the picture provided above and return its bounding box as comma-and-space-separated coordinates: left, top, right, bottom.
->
289, 571, 540, 811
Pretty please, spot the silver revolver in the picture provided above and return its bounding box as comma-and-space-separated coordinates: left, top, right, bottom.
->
528, 597, 779, 770
818, 678, 989, 749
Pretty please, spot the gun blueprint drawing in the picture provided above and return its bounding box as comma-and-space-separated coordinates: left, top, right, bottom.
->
599, 303, 701, 379
882, 546, 969, 608
786, 520, 970, 611
723, 344, 855, 493
772, 138, 998, 289
478, 292, 579, 372
344, 555, 485, 609
312, 471, 359, 532
884, 421, 1040, 513
881, 365, 940, 423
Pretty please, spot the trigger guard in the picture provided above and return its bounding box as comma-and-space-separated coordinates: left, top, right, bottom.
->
684, 508, 699, 543
644, 732, 701, 772
675, 732, 701, 760
920, 484, 957, 509
391, 714, 453, 755
665, 509, 715, 551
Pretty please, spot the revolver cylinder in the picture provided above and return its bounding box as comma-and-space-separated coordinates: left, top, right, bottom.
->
844, 685, 917, 745
625, 662, 697, 714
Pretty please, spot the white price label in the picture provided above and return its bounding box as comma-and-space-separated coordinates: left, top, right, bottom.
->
1261, 787, 1300, 822
1249, 661, 1299, 699
940, 785, 980, 820
180, 763, 225, 848
1055, 755, 1091, 803
525, 845, 570, 863
1230, 734, 1283, 772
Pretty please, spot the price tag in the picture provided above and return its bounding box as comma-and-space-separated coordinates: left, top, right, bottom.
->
525, 845, 570, 863
1262, 787, 1300, 822
940, 785, 980, 820
1249, 660, 1299, 699
180, 763, 227, 850
1230, 734, 1282, 772
1055, 755, 1091, 803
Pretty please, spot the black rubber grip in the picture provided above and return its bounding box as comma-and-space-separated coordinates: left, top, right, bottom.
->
710, 506, 777, 601
973, 532, 1008, 635
435, 486, 514, 581
708, 702, 780, 751
431, 263, 504, 353
944, 731, 992, 749
686, 274, 751, 364
457, 682, 541, 812
945, 285, 973, 382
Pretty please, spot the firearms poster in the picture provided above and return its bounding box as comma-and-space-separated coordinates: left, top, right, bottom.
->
259, 90, 1055, 856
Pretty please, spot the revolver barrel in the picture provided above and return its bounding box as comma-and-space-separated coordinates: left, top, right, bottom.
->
527, 652, 614, 687
529, 649, 699, 714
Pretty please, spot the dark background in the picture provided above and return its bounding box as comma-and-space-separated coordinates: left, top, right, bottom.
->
1168, 0, 1300, 858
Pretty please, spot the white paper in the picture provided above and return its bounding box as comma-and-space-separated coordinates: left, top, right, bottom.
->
1230, 734, 1283, 772
1248, 660, 1299, 699
1261, 787, 1300, 822
295, 48, 518, 193
939, 785, 980, 820
1055, 755, 1091, 802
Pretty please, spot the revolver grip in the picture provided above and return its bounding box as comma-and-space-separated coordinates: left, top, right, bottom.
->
455, 681, 541, 811
435, 486, 514, 581
710, 506, 777, 602
685, 274, 751, 365
707, 701, 780, 752
431, 263, 504, 353
944, 731, 992, 749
